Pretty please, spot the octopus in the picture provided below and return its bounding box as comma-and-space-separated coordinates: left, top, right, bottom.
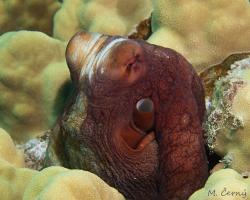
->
44, 31, 208, 200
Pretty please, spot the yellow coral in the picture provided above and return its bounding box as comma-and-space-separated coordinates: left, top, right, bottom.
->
0, 159, 38, 200
0, 128, 24, 167
189, 169, 249, 200
0, 128, 37, 200
53, 0, 152, 41
0, 128, 125, 200
0, 0, 60, 35
0, 31, 70, 142
148, 0, 250, 71
23, 167, 125, 200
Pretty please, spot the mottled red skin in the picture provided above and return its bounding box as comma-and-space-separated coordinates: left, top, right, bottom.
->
45, 34, 208, 200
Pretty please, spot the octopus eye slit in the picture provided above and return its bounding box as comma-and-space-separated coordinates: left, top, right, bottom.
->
127, 62, 134, 68
126, 61, 135, 72
135, 54, 140, 60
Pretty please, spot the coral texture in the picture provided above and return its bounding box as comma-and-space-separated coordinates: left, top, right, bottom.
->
204, 57, 250, 172
0, 128, 37, 200
0, 0, 60, 35
23, 167, 125, 200
53, 0, 152, 41
17, 131, 50, 170
148, 0, 250, 71
0, 159, 38, 200
0, 31, 70, 142
0, 128, 125, 200
45, 31, 208, 200
0, 128, 25, 167
189, 169, 250, 200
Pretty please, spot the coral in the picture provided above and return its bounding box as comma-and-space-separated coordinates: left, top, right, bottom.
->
0, 128, 25, 167
53, 0, 152, 41
0, 159, 38, 200
0, 31, 71, 142
204, 57, 250, 172
148, 0, 250, 71
23, 167, 125, 200
189, 169, 250, 200
0, 128, 124, 200
0, 0, 60, 35
0, 128, 37, 200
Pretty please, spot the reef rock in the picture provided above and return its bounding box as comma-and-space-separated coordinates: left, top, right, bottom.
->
204, 54, 250, 173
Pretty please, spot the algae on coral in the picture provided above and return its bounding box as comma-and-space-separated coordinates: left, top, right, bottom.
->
203, 54, 250, 172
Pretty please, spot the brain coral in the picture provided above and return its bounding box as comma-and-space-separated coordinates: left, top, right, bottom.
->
0, 0, 60, 35
204, 57, 250, 173
53, 0, 152, 41
189, 169, 250, 200
148, 0, 250, 71
0, 31, 71, 142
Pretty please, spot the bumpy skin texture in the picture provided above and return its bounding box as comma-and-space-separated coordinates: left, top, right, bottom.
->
45, 32, 208, 200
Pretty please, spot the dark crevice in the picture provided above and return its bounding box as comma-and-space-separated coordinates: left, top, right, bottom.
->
206, 146, 222, 170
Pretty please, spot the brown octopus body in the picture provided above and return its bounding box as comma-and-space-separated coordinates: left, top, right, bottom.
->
44, 32, 208, 200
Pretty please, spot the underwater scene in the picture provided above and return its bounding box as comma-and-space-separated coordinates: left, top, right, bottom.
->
0, 0, 250, 199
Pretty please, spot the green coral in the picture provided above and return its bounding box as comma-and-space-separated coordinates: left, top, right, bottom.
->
0, 31, 71, 142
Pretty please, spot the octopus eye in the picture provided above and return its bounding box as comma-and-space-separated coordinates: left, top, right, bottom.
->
136, 98, 154, 113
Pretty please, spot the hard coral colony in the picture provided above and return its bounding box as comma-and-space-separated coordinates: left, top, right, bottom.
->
44, 31, 208, 200
0, 128, 125, 200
